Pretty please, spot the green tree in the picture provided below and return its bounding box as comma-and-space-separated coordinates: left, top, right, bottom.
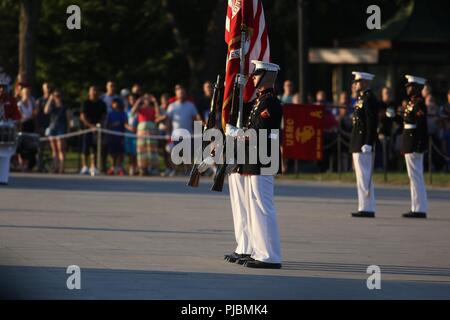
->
0, 0, 19, 78
19, 0, 41, 91
0, 0, 409, 108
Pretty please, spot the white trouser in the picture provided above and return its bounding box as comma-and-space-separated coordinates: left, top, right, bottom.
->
228, 173, 252, 255
353, 152, 376, 212
405, 153, 428, 213
244, 175, 282, 264
0, 146, 14, 184
0, 156, 11, 184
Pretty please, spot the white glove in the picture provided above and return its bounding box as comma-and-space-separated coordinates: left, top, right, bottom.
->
361, 144, 373, 153
225, 124, 240, 138
236, 73, 247, 86
386, 107, 396, 118
198, 156, 215, 174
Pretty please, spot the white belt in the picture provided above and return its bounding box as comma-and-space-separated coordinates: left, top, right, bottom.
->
404, 124, 417, 130
269, 133, 278, 140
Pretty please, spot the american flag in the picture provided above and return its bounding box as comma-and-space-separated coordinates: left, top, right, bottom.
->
222, 0, 270, 128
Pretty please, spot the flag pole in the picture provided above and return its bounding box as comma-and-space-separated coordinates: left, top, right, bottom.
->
297, 0, 309, 104
237, 24, 246, 129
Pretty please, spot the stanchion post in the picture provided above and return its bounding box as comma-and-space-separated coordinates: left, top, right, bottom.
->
382, 137, 388, 183
428, 136, 432, 185
77, 132, 82, 172
337, 129, 342, 180
96, 123, 102, 173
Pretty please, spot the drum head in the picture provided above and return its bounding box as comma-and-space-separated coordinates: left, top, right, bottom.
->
0, 122, 17, 145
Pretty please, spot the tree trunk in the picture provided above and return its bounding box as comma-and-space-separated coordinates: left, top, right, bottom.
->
202, 0, 227, 83
162, 0, 227, 93
161, 0, 199, 90
18, 0, 41, 94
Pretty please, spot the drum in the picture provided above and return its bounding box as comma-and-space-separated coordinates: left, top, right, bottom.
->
0, 121, 17, 146
17, 132, 40, 155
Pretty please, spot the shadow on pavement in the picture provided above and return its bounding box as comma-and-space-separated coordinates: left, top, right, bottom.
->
7, 175, 450, 201
1, 265, 450, 300
283, 261, 450, 277
0, 224, 233, 237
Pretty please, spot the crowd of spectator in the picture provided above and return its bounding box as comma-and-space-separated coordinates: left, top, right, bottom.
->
8, 76, 450, 177
10, 78, 210, 177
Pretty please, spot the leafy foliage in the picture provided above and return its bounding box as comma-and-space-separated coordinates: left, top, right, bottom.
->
0, 0, 20, 77
0, 0, 408, 108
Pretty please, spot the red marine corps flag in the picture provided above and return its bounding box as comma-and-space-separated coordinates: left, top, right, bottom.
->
222, 0, 270, 128
283, 104, 325, 161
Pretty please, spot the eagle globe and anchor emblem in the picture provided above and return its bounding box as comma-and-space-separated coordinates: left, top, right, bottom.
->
294, 110, 322, 144
296, 126, 315, 144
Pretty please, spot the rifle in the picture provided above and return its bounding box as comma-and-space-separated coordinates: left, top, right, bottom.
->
211, 26, 247, 192
211, 78, 240, 192
187, 74, 222, 188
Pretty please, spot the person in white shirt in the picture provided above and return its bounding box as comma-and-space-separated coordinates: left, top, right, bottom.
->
17, 87, 35, 125
278, 80, 294, 104
101, 81, 120, 114
17, 87, 36, 171
166, 85, 202, 138
158, 85, 202, 174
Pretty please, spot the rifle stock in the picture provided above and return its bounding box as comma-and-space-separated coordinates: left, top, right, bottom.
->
187, 75, 222, 188
211, 165, 227, 192
211, 79, 240, 192
187, 164, 201, 187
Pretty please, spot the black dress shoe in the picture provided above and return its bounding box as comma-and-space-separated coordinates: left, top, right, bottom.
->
223, 252, 237, 261
236, 256, 254, 265
224, 252, 250, 263
351, 211, 375, 218
244, 260, 282, 269
402, 212, 427, 219
224, 252, 236, 262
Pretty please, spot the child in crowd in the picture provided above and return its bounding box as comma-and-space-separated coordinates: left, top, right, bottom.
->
105, 98, 127, 176
125, 94, 138, 176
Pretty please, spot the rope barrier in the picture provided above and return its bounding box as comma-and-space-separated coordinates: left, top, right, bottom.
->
339, 139, 350, 149
430, 139, 450, 161
17, 127, 202, 143
99, 128, 172, 141
14, 127, 450, 162
38, 128, 96, 142
338, 128, 351, 138
322, 139, 337, 150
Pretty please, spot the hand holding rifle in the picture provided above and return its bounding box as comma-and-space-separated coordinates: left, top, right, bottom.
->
187, 74, 223, 188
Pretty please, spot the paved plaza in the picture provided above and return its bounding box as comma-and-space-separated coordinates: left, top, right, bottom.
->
1, 173, 449, 299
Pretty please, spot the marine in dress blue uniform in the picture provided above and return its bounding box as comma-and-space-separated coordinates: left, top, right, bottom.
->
225, 61, 283, 269
350, 72, 379, 218
387, 75, 429, 218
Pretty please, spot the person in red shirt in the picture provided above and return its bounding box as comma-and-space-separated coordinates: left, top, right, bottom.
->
0, 82, 20, 121
131, 94, 161, 176
1, 69, 21, 185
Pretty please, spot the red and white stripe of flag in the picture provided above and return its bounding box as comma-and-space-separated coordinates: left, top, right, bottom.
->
222, 0, 270, 128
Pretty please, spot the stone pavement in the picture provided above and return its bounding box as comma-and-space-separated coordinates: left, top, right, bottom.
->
0, 173, 449, 299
